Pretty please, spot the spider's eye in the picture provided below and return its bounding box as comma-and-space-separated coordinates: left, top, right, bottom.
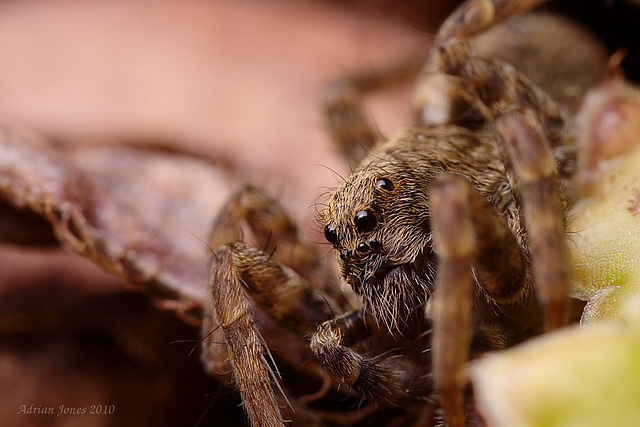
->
368, 238, 381, 250
324, 224, 338, 244
375, 177, 394, 191
354, 209, 377, 233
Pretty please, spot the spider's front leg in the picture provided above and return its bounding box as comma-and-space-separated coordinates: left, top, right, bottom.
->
205, 243, 286, 427
429, 108, 572, 427
435, 0, 547, 45
429, 41, 573, 427
202, 186, 344, 427
437, 41, 572, 331
322, 56, 424, 165
429, 172, 530, 427
496, 106, 571, 330
415, 0, 549, 127
417, 0, 607, 129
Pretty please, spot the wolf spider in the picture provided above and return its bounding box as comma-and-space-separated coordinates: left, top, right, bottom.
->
201, 0, 610, 425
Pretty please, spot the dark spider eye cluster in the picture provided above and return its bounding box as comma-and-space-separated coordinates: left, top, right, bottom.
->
324, 176, 396, 246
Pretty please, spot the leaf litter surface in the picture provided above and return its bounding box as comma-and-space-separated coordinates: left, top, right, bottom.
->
0, 127, 232, 307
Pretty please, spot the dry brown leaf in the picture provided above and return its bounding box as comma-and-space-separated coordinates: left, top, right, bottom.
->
0, 127, 232, 306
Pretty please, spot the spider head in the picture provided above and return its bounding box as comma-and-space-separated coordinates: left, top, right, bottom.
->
323, 159, 436, 332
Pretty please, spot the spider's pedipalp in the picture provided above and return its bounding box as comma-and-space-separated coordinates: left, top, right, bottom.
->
310, 310, 432, 404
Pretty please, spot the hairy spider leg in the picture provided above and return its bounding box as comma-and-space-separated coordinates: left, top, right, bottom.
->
430, 172, 531, 426
437, 41, 571, 332
435, 0, 547, 46
322, 57, 424, 166
202, 186, 344, 427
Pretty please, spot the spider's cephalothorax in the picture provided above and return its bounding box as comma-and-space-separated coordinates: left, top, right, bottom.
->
202, 1, 611, 426
321, 123, 525, 334
322, 153, 435, 332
